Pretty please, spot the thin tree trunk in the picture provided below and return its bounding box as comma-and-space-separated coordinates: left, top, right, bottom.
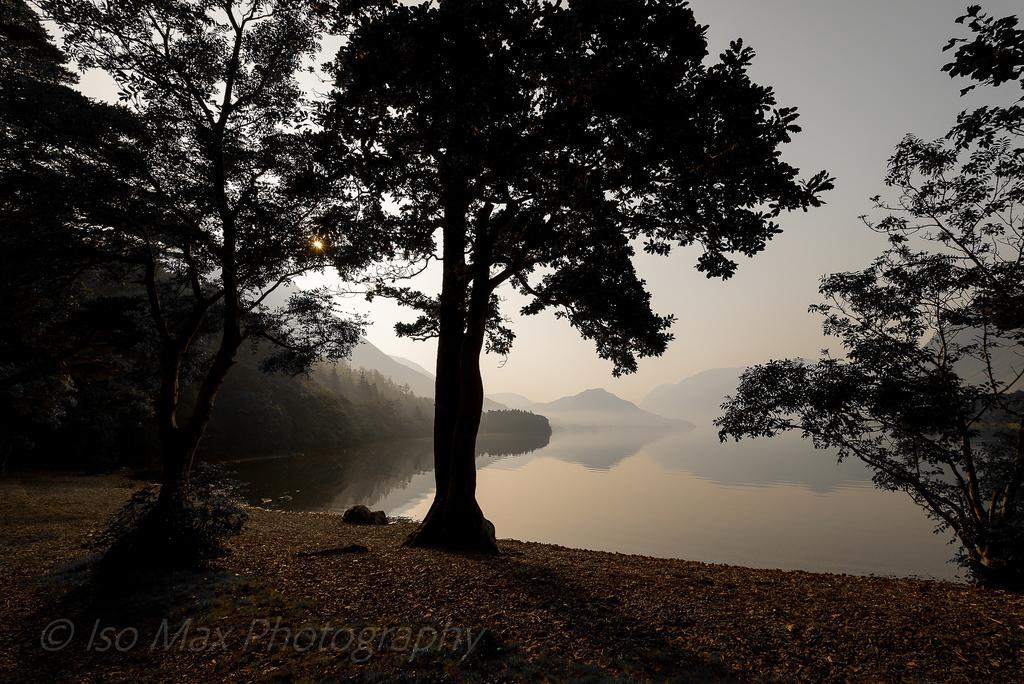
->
182, 323, 243, 472
155, 345, 187, 510
152, 291, 242, 509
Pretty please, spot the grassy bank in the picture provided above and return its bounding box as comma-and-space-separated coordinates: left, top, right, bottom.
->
2, 473, 1023, 682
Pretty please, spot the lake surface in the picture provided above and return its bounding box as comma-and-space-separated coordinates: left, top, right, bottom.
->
230, 423, 960, 581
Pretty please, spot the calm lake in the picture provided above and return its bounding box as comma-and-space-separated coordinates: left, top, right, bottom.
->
230, 424, 959, 581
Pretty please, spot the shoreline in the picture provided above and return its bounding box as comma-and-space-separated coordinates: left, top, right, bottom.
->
2, 472, 1023, 681
267, 504, 961, 586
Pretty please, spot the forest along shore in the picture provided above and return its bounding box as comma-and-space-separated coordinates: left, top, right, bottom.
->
3, 473, 1023, 682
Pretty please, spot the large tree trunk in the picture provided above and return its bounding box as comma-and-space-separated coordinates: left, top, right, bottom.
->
446, 295, 499, 552
403, 7, 496, 550
427, 229, 465, 509
406, 191, 498, 553
405, 298, 497, 552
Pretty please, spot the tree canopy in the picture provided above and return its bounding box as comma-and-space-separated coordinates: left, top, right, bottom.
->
329, 0, 834, 374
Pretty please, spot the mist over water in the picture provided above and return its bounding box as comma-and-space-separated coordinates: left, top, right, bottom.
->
233, 426, 958, 581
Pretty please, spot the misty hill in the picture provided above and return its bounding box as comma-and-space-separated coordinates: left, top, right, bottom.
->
348, 339, 436, 398
349, 339, 507, 410
948, 334, 1023, 388
643, 343, 1024, 431
199, 355, 434, 455
391, 355, 434, 378
486, 392, 535, 410
199, 351, 545, 456
529, 388, 689, 429
641, 368, 745, 428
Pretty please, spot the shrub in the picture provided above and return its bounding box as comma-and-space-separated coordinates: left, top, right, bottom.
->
91, 463, 248, 579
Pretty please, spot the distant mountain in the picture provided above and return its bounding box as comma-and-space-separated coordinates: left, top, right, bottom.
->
529, 388, 689, 429
482, 397, 508, 411
346, 339, 507, 409
391, 355, 435, 378
642, 343, 1024, 431
640, 368, 745, 428
348, 339, 436, 398
486, 392, 535, 410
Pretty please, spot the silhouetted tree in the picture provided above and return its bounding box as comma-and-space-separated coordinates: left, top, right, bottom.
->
718, 7, 1024, 588
41, 1, 375, 524
0, 0, 147, 466
325, 0, 833, 551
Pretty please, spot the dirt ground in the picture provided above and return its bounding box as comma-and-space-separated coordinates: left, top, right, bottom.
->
2, 472, 1023, 682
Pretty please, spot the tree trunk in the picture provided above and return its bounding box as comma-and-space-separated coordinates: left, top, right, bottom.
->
154, 319, 241, 511
965, 418, 1024, 589
183, 322, 242, 469
405, 299, 497, 552
446, 294, 499, 552
969, 539, 1024, 590
155, 347, 187, 511
429, 243, 465, 507
403, 6, 496, 550
406, 187, 498, 553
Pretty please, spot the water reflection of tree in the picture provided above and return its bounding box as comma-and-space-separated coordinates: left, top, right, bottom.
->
646, 429, 873, 494
231, 431, 550, 512
476, 432, 551, 459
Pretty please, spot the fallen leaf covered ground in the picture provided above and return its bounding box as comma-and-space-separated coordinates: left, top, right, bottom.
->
2, 473, 1023, 682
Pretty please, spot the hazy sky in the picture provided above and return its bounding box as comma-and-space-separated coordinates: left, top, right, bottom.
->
73, 1, 1020, 403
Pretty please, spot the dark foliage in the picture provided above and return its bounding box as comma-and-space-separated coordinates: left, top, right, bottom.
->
943, 5, 1024, 146
91, 463, 249, 577
0, 0, 151, 467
